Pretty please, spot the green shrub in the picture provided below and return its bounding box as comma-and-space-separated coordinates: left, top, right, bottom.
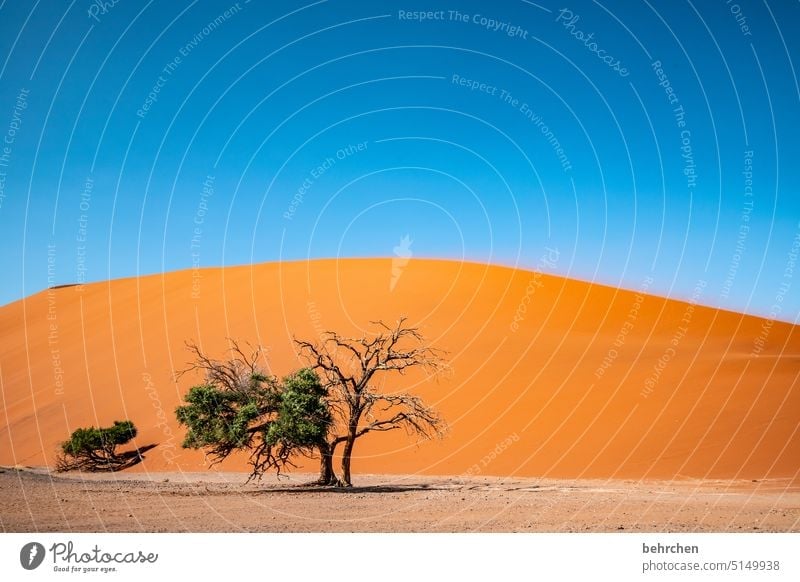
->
57, 420, 138, 472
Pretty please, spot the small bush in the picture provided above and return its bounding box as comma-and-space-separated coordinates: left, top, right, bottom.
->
56, 420, 139, 472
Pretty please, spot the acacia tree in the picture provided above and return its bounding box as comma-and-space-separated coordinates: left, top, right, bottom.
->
175, 341, 332, 482
295, 317, 449, 486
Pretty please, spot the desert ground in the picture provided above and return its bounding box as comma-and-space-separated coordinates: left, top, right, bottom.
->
2, 467, 797, 533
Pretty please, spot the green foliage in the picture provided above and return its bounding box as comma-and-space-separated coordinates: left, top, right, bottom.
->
175, 374, 279, 452
175, 367, 331, 479
57, 420, 138, 472
267, 368, 331, 448
61, 420, 137, 456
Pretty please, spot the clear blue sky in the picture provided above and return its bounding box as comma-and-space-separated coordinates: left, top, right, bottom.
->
0, 0, 798, 321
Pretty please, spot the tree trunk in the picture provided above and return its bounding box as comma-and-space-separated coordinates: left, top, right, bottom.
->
340, 434, 356, 487
316, 441, 338, 485
340, 405, 363, 487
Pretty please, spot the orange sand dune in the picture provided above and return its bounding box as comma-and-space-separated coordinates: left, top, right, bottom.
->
1, 259, 798, 482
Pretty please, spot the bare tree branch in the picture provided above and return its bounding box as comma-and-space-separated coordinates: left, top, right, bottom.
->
176, 339, 274, 394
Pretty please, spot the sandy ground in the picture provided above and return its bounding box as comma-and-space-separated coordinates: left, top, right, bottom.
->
2, 467, 798, 533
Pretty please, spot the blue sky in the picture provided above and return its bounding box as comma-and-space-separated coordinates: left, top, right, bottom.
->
0, 0, 798, 321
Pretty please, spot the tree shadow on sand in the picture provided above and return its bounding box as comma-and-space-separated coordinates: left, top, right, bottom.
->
88, 442, 159, 472
57, 443, 158, 473
115, 443, 158, 470
252, 482, 450, 495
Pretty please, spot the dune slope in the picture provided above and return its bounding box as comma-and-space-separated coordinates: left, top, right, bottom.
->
1, 259, 797, 481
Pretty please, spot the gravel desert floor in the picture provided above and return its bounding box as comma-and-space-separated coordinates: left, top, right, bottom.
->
2, 467, 797, 533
